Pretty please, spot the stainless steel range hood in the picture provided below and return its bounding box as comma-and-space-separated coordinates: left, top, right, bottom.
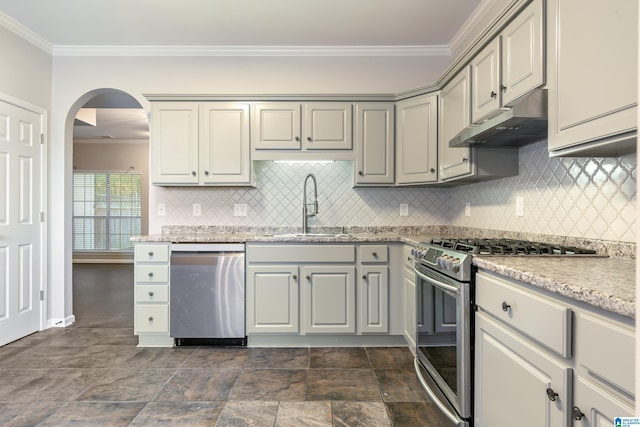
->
449, 88, 548, 148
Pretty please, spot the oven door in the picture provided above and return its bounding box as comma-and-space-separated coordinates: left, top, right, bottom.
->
414, 264, 472, 426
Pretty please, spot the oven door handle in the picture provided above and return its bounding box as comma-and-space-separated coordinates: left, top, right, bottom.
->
414, 358, 466, 426
414, 268, 460, 295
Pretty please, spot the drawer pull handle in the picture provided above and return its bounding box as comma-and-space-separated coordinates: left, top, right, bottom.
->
546, 388, 558, 401
148, 251, 154, 256
148, 317, 154, 322
572, 407, 585, 420
148, 291, 154, 297
148, 272, 154, 278
501, 301, 510, 312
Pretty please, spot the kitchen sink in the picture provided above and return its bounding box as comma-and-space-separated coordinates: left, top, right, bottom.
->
268, 233, 352, 238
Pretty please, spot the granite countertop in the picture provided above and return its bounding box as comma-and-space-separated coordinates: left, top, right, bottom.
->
132, 228, 635, 319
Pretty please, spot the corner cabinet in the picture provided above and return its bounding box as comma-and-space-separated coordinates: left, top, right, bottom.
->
252, 102, 353, 160
354, 103, 395, 185
395, 93, 438, 184
133, 243, 173, 347
547, 0, 638, 156
150, 102, 252, 186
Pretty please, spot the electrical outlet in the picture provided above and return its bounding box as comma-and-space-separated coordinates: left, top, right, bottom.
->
399, 203, 409, 216
192, 203, 202, 216
234, 203, 248, 217
516, 197, 524, 217
465, 202, 471, 217
156, 203, 165, 217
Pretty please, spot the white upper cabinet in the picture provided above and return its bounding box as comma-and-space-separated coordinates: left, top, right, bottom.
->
151, 102, 252, 186
547, 0, 638, 156
439, 67, 472, 181
252, 102, 353, 160
151, 102, 199, 185
471, 0, 544, 124
354, 103, 395, 185
395, 93, 438, 184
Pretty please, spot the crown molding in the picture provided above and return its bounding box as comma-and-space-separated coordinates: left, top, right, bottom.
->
52, 44, 451, 57
0, 12, 53, 54
448, 0, 503, 59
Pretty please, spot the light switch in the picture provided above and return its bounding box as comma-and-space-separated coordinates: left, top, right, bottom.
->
157, 203, 166, 217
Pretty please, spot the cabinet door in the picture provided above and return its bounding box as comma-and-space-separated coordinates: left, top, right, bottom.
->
548, 0, 637, 153
439, 67, 472, 181
354, 103, 395, 185
151, 102, 199, 184
301, 265, 356, 334
395, 94, 438, 184
475, 312, 571, 427
471, 37, 501, 123
304, 103, 353, 150
246, 265, 299, 333
501, 0, 544, 106
403, 268, 417, 349
253, 102, 301, 150
359, 266, 389, 334
200, 103, 251, 184
572, 376, 634, 427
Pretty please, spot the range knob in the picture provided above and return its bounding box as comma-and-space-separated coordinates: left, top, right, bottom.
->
452, 258, 461, 273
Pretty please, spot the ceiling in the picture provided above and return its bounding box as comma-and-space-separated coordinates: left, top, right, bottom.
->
0, 0, 483, 141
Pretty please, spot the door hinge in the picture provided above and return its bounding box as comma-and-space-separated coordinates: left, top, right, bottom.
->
39, 290, 44, 301
40, 212, 45, 222
40, 134, 45, 144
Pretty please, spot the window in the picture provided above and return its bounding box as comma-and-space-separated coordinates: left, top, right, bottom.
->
73, 172, 141, 251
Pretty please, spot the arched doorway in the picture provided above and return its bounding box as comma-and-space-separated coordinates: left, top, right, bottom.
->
69, 89, 149, 328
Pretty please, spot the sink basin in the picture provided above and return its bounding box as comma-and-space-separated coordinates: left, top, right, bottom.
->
270, 233, 351, 238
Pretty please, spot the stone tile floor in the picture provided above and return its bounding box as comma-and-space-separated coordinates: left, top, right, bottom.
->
0, 264, 444, 426
0, 327, 445, 426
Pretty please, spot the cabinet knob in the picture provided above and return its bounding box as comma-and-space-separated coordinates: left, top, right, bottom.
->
501, 301, 510, 312
490, 91, 497, 98
292, 275, 297, 280
148, 272, 154, 278
408, 257, 412, 262
149, 291, 154, 297
295, 136, 300, 142
148, 251, 154, 256
358, 171, 364, 176
191, 171, 197, 176
204, 171, 209, 176
307, 137, 312, 142
306, 276, 311, 281
546, 388, 559, 401
572, 407, 585, 421
500, 84, 507, 92
148, 317, 154, 322
362, 275, 367, 280
462, 157, 468, 163
372, 252, 378, 258
430, 168, 435, 173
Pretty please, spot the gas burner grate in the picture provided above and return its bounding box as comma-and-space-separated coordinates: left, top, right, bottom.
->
429, 238, 597, 256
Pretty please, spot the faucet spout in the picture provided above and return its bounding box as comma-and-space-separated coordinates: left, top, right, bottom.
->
302, 173, 318, 234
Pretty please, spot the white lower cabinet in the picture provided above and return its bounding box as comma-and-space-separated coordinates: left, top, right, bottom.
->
475, 270, 635, 427
246, 265, 299, 334
133, 242, 173, 347
402, 245, 416, 351
475, 312, 571, 427
302, 265, 356, 334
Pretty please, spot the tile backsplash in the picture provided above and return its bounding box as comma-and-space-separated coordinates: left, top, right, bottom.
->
152, 140, 636, 243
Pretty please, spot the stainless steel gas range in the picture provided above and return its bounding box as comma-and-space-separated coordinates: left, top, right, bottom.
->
412, 237, 599, 427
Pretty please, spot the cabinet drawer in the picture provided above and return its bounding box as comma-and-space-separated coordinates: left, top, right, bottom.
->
247, 244, 355, 263
359, 245, 388, 263
476, 272, 572, 358
135, 285, 169, 303
135, 265, 169, 283
135, 305, 169, 334
135, 244, 169, 263
576, 312, 635, 395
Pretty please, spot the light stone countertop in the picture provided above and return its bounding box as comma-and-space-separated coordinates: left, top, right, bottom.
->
132, 230, 635, 319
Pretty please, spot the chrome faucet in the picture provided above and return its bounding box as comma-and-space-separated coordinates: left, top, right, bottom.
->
302, 173, 318, 234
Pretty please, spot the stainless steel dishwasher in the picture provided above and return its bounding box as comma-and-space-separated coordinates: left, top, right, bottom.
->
170, 243, 246, 346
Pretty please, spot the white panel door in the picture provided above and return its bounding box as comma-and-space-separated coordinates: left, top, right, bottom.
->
302, 265, 356, 334
0, 98, 42, 346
